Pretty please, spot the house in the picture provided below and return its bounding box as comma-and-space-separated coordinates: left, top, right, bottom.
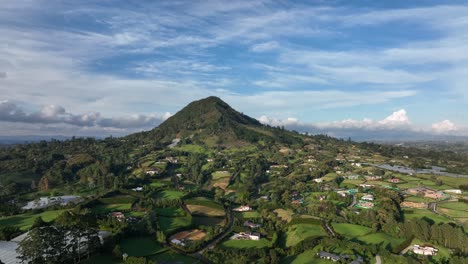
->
337, 190, 348, 197
131, 187, 143, 192
233, 205, 252, 212
145, 170, 159, 175
244, 221, 261, 228
313, 178, 323, 183
21, 196, 82, 210
270, 164, 288, 169
445, 189, 462, 194
318, 195, 327, 201
347, 174, 360, 180
317, 251, 341, 262
231, 231, 261, 240
111, 212, 125, 221
365, 175, 382, 181
351, 162, 362, 167
413, 245, 438, 256
171, 238, 186, 247
166, 157, 178, 163
388, 178, 400, 183
361, 194, 374, 201
356, 201, 374, 209
359, 184, 374, 188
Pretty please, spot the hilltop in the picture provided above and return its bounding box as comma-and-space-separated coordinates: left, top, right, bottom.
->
131, 96, 302, 147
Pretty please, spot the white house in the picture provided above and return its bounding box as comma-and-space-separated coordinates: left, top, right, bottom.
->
171, 238, 186, 247
233, 205, 252, 212
313, 178, 323, 183
445, 189, 462, 194
132, 187, 143, 192
361, 194, 374, 201
413, 245, 438, 256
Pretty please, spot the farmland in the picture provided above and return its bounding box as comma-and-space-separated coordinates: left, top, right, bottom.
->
0, 209, 65, 230
285, 224, 327, 247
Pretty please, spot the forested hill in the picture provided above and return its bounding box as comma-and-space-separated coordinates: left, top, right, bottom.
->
128, 96, 303, 147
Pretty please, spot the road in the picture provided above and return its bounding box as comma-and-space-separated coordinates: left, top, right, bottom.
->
348, 193, 357, 209
375, 255, 382, 264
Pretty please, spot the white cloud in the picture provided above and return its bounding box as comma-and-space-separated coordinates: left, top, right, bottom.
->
250, 41, 279, 52
432, 120, 457, 134
378, 109, 411, 127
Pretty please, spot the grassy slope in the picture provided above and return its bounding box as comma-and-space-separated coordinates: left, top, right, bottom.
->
0, 209, 66, 230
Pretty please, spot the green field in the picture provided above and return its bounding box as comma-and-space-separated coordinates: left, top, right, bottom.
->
331, 223, 372, 237
148, 251, 198, 263
159, 216, 192, 233
212, 171, 231, 180
235, 211, 261, 218
186, 204, 225, 217
403, 209, 454, 223
221, 238, 270, 249
120, 236, 163, 257
92, 203, 132, 214
192, 216, 224, 226
358, 233, 405, 249
154, 190, 185, 200
438, 202, 468, 211
285, 224, 327, 247
155, 207, 186, 217
0, 209, 66, 230
284, 250, 330, 264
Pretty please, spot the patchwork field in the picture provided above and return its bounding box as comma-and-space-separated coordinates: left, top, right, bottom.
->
0, 209, 65, 230
437, 202, 468, 222
285, 224, 327, 247
120, 236, 163, 257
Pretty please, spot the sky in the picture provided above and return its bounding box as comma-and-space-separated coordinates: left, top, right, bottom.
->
0, 0, 467, 139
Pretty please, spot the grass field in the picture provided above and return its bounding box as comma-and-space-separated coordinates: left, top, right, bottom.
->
155, 207, 186, 217
120, 236, 163, 257
438, 202, 468, 211
0, 209, 65, 230
221, 238, 270, 249
212, 171, 231, 180
154, 190, 185, 200
186, 204, 225, 217
274, 209, 294, 223
285, 224, 327, 247
148, 251, 198, 263
92, 203, 132, 214
159, 216, 192, 234
403, 209, 454, 223
283, 250, 330, 264
192, 216, 224, 226
358, 233, 405, 249
331, 223, 372, 237
235, 211, 260, 218
83, 254, 120, 264
174, 144, 206, 153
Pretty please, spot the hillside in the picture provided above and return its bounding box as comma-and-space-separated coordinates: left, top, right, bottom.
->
131, 96, 301, 147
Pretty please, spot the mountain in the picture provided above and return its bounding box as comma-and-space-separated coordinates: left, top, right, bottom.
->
131, 96, 300, 147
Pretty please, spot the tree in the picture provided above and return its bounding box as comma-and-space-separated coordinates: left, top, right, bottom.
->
31, 216, 47, 229
17, 226, 67, 264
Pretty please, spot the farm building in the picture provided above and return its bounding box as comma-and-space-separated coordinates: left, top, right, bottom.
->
233, 205, 252, 212
413, 245, 438, 256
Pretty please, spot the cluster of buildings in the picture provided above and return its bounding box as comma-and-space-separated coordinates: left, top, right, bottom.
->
316, 251, 363, 263
230, 231, 260, 241
412, 245, 438, 256
291, 192, 304, 205
407, 188, 445, 199
21, 196, 82, 210
233, 205, 252, 212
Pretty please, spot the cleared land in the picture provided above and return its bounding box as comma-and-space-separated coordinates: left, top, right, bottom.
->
274, 209, 294, 223
186, 204, 225, 217
403, 209, 454, 223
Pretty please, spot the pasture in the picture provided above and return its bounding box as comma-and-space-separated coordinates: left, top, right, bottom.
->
159, 216, 192, 234
285, 224, 327, 247
403, 209, 453, 223
220, 238, 270, 249
331, 223, 372, 237
154, 190, 185, 200
0, 209, 65, 230
120, 236, 163, 257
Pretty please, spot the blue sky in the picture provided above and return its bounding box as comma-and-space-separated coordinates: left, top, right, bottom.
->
0, 0, 467, 138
